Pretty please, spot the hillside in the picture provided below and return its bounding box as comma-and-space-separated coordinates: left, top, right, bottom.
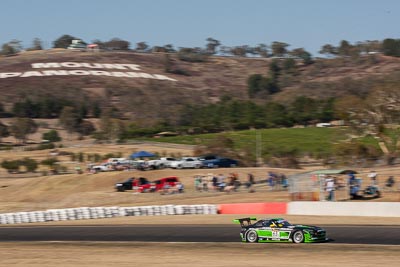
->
1, 49, 400, 124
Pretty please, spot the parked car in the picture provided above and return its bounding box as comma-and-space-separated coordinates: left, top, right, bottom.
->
147, 157, 178, 169
169, 157, 203, 169
91, 163, 113, 172
201, 157, 238, 168
138, 176, 180, 192
115, 177, 150, 192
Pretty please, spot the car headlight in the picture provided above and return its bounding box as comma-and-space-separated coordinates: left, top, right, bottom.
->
307, 230, 315, 235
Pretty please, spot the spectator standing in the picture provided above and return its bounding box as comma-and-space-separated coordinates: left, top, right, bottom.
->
202, 175, 208, 191
194, 175, 202, 192
368, 170, 378, 186
349, 173, 360, 199
386, 176, 395, 191
217, 173, 226, 191
246, 173, 255, 192
325, 176, 335, 201
268, 172, 276, 191
281, 173, 288, 189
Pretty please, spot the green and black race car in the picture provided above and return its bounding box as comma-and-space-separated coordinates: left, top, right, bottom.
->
233, 217, 327, 243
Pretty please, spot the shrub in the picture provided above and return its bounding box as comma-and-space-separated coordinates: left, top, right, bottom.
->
1, 160, 20, 173
42, 130, 62, 142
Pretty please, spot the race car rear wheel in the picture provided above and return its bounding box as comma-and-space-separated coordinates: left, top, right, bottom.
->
292, 230, 304, 243
246, 230, 258, 243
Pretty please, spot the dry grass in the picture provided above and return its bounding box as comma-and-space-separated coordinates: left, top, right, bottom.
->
0, 242, 398, 267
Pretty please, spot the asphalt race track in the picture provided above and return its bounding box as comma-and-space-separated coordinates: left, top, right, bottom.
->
0, 225, 399, 245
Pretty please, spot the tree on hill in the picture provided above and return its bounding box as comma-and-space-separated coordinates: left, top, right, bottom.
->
254, 44, 269, 57
229, 45, 250, 57
271, 41, 289, 57
1, 39, 22, 55
382, 38, 400, 57
177, 47, 208, 62
290, 48, 313, 65
338, 40, 353, 57
42, 130, 62, 142
104, 38, 130, 50
53, 34, 77, 48
356, 40, 382, 54
94, 108, 126, 141
247, 74, 278, 98
205, 37, 221, 55
28, 38, 43, 51
10, 118, 38, 144
289, 96, 319, 125
77, 120, 96, 136
59, 106, 82, 135
136, 42, 149, 52
163, 44, 175, 53
319, 44, 337, 57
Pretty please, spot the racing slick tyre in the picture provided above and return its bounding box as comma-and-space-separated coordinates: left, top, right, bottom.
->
292, 230, 304, 243
246, 230, 258, 243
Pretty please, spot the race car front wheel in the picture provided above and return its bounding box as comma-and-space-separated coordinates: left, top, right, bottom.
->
246, 230, 258, 243
292, 231, 304, 243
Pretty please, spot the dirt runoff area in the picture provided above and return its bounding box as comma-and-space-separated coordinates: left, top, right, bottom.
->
0, 242, 398, 267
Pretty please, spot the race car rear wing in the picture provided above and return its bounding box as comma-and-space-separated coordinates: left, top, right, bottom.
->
233, 217, 257, 227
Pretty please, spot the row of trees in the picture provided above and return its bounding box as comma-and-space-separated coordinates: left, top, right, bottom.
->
173, 97, 335, 133
3, 35, 400, 58
319, 39, 400, 58
11, 98, 101, 119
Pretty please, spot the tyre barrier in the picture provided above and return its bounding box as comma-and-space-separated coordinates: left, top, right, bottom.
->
0, 204, 218, 225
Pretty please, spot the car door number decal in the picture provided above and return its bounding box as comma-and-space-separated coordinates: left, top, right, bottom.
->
272, 230, 279, 238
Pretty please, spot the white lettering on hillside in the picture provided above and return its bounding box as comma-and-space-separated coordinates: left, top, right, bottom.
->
21, 71, 43, 77
42, 70, 69, 76
31, 63, 61, 68
1, 70, 178, 81
1, 62, 178, 81
31, 62, 142, 71
0, 72, 21, 78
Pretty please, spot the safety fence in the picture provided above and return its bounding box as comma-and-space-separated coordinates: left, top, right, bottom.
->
0, 204, 218, 225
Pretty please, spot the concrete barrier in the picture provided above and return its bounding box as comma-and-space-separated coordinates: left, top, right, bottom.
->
288, 201, 400, 217
218, 202, 287, 214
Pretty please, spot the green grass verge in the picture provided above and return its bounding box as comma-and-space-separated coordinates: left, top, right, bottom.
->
136, 127, 354, 158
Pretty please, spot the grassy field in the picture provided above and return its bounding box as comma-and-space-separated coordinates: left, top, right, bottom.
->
139, 127, 355, 157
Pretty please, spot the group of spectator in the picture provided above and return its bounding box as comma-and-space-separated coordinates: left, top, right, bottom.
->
267, 172, 289, 190
194, 173, 241, 193
193, 171, 289, 193
160, 182, 184, 195
324, 170, 397, 201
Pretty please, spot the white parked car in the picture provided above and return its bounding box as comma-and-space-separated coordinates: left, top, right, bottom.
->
147, 157, 178, 169
169, 157, 203, 169
90, 163, 113, 172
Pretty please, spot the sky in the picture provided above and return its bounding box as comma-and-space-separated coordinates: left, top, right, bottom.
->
1, 0, 399, 56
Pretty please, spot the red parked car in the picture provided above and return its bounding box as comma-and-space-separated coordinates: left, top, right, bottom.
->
138, 176, 180, 192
